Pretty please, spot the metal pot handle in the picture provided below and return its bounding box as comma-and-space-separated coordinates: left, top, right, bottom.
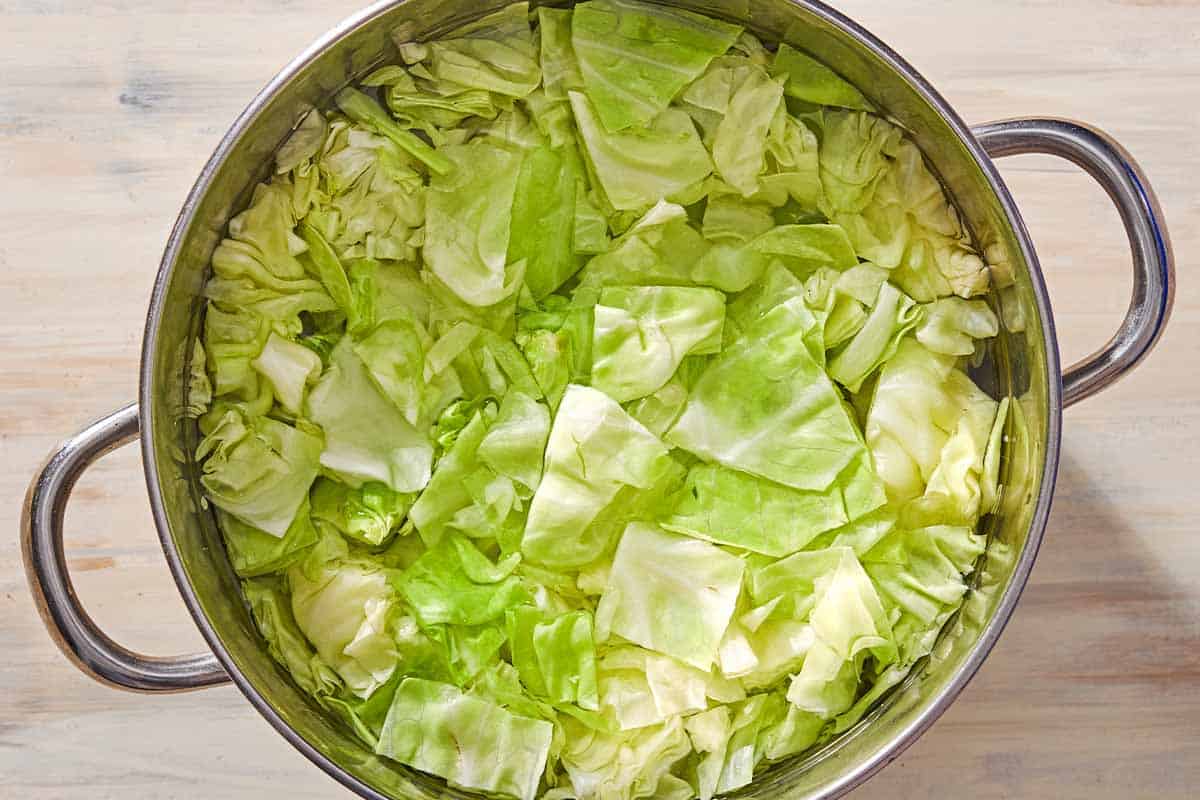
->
972, 118, 1175, 407
21, 403, 230, 693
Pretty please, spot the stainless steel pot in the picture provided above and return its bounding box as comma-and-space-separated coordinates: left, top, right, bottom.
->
22, 1, 1174, 797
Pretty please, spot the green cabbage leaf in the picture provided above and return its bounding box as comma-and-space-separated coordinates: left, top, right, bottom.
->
591, 286, 725, 403
666, 298, 875, 492
572, 0, 742, 132
595, 523, 744, 670
377, 677, 554, 800
521, 385, 673, 568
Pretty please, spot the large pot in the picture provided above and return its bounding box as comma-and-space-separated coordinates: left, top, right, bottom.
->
22, 1, 1174, 798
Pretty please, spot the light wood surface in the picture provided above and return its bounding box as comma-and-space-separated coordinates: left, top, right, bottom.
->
2, 1, 1197, 797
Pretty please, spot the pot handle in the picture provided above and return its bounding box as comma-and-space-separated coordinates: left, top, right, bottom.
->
972, 118, 1174, 407
21, 403, 230, 693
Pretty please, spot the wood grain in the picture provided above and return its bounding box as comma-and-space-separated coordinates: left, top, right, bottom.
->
1, 1, 1196, 797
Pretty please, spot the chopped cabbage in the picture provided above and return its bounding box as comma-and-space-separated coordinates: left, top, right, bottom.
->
195, 4, 1009, 797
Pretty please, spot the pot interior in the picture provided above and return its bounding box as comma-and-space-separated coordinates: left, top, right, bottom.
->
141, 1, 1057, 797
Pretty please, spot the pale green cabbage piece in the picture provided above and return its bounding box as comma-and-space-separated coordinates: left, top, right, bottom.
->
595, 523, 744, 670
770, 43, 873, 111
573, 184, 612, 255
515, 329, 575, 411
701, 196, 775, 243
428, 622, 510, 687
570, 92, 714, 211
213, 181, 308, 283
916, 296, 1000, 356
704, 62, 786, 196
667, 298, 873, 492
724, 260, 809, 343
243, 576, 342, 696
867, 525, 982, 629
353, 315, 464, 430
424, 139, 526, 307
397, 535, 527, 627
521, 385, 673, 568
785, 548, 894, 718
363, 65, 500, 141
377, 678, 554, 800
685, 706, 731, 800
453, 328, 543, 400
538, 7, 584, 101
197, 408, 322, 537
749, 223, 858, 273
827, 281, 922, 392
864, 338, 1000, 509
591, 286, 725, 403
200, 308, 267, 405
306, 339, 433, 493
736, 617, 817, 691
297, 223, 356, 325
596, 645, 744, 731
758, 113, 822, 209
572, 0, 742, 133
735, 549, 856, 690
824, 522, 990, 732
306, 117, 429, 262
409, 394, 547, 550
478, 390, 552, 491
275, 108, 328, 174
320, 668, 404, 750
624, 374, 690, 438
911, 376, 1001, 526
465, 660, 563, 726
250, 332, 322, 415
557, 714, 692, 800
309, 477, 411, 548
716, 693, 789, 793
289, 543, 399, 698
204, 274, 337, 329
980, 396, 1010, 516
404, 2, 541, 99
802, 262, 893, 349
817, 110, 902, 218
509, 143, 584, 299
334, 87, 453, 176
716, 106, 784, 200
759, 701, 825, 762
578, 201, 761, 292
508, 606, 601, 710
220, 502, 319, 578
818, 110, 990, 300
207, 180, 339, 328
662, 459, 884, 558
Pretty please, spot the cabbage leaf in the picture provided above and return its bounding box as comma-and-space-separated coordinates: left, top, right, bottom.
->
591, 286, 725, 403
197, 408, 322, 537
307, 339, 433, 493
571, 92, 713, 211
595, 523, 744, 670
572, 0, 741, 132
377, 677, 554, 800
667, 298, 872, 492
522, 385, 673, 568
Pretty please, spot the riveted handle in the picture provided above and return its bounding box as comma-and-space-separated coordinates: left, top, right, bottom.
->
973, 118, 1175, 407
21, 403, 230, 693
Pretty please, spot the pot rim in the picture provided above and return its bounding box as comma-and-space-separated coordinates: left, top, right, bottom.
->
138, 1, 1063, 798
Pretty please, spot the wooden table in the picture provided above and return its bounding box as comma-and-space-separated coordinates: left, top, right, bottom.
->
2, 1, 1196, 797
